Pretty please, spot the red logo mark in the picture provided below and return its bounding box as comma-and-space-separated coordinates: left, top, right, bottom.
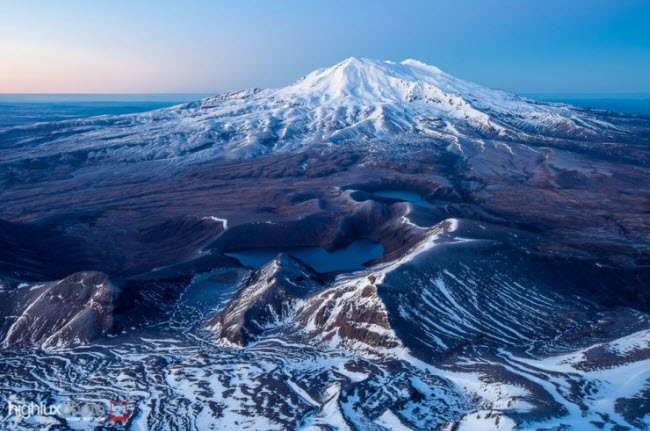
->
109, 400, 128, 422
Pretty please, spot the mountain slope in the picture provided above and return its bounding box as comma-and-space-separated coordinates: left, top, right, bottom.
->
0, 58, 640, 172
1, 271, 118, 349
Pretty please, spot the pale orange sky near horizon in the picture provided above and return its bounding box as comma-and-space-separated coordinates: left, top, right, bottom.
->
1, 43, 159, 93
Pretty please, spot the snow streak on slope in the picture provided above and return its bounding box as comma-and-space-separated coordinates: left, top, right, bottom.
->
1, 246, 648, 430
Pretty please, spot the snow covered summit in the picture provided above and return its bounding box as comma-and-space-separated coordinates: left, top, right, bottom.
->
0, 57, 624, 165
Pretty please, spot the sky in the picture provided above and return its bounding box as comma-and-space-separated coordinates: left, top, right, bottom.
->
1, 0, 649, 94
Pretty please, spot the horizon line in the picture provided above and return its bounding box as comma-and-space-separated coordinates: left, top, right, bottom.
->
3, 91, 650, 95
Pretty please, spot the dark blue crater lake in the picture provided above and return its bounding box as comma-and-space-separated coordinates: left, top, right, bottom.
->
225, 239, 384, 273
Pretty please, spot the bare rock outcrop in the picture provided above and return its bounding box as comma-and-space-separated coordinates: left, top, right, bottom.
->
207, 254, 324, 346
1, 271, 118, 349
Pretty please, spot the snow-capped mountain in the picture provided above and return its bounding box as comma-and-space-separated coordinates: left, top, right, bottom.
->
0, 58, 630, 167
1, 58, 650, 430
